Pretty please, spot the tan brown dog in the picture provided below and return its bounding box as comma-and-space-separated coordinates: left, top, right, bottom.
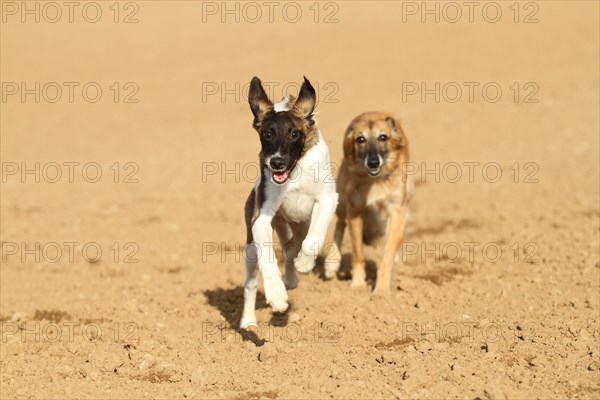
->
326, 112, 412, 296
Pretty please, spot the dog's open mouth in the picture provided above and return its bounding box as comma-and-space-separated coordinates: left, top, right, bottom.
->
367, 167, 382, 177
272, 170, 290, 184
270, 162, 297, 185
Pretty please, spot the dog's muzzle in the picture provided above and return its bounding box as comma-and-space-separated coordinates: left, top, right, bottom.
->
268, 156, 293, 184
269, 157, 286, 171
365, 155, 383, 177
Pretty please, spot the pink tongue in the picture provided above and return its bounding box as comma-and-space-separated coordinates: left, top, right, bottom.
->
272, 171, 289, 183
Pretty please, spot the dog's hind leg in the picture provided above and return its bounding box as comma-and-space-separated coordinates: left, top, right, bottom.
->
290, 220, 311, 273
241, 190, 259, 328
241, 242, 259, 328
273, 218, 299, 290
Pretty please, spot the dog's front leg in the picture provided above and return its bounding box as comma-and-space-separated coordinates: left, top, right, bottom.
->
294, 192, 338, 273
252, 214, 289, 312
347, 205, 367, 288
372, 205, 407, 296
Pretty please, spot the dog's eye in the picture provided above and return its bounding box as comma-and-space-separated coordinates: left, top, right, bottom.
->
356, 136, 366, 144
378, 134, 388, 142
289, 129, 300, 139
263, 130, 273, 140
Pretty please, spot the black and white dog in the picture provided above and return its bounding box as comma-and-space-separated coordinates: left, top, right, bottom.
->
240, 77, 338, 328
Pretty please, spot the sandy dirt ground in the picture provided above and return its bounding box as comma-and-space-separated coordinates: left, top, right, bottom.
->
1, 1, 599, 399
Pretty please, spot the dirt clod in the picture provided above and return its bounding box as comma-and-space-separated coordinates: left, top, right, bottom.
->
258, 342, 278, 362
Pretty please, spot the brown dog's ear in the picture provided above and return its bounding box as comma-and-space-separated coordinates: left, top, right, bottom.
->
293, 77, 316, 126
385, 116, 399, 132
385, 116, 405, 147
248, 77, 273, 128
343, 124, 355, 159
386, 116, 403, 135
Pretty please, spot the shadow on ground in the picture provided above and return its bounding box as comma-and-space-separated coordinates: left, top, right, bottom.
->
203, 285, 292, 346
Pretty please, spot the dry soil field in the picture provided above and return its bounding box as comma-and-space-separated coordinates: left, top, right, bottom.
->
1, 1, 599, 399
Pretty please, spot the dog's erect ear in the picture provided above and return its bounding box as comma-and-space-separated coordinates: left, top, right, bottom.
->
293, 76, 317, 126
248, 77, 273, 128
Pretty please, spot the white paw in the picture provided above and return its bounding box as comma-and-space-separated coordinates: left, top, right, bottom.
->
239, 316, 257, 329
324, 264, 339, 279
294, 235, 320, 273
283, 272, 298, 289
294, 249, 315, 273
323, 249, 341, 279
264, 276, 289, 313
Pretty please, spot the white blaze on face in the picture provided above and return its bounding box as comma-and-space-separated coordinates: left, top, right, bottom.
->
265, 95, 299, 185
265, 152, 282, 168
273, 95, 293, 113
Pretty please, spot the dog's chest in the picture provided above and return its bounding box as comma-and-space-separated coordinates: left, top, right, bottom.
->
278, 188, 315, 222
268, 132, 332, 223
365, 181, 387, 206
278, 135, 332, 222
364, 179, 404, 209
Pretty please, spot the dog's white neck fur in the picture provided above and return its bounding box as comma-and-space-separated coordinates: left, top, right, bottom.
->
273, 95, 293, 113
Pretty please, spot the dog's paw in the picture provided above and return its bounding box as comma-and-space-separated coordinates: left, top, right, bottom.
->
264, 276, 289, 313
294, 235, 320, 273
324, 266, 338, 280
349, 278, 367, 289
371, 285, 391, 297
349, 268, 366, 288
323, 251, 341, 279
324, 260, 340, 279
283, 272, 298, 289
239, 316, 257, 329
294, 250, 316, 273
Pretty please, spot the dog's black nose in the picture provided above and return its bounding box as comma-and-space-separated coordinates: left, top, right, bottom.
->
367, 157, 380, 169
269, 157, 286, 171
